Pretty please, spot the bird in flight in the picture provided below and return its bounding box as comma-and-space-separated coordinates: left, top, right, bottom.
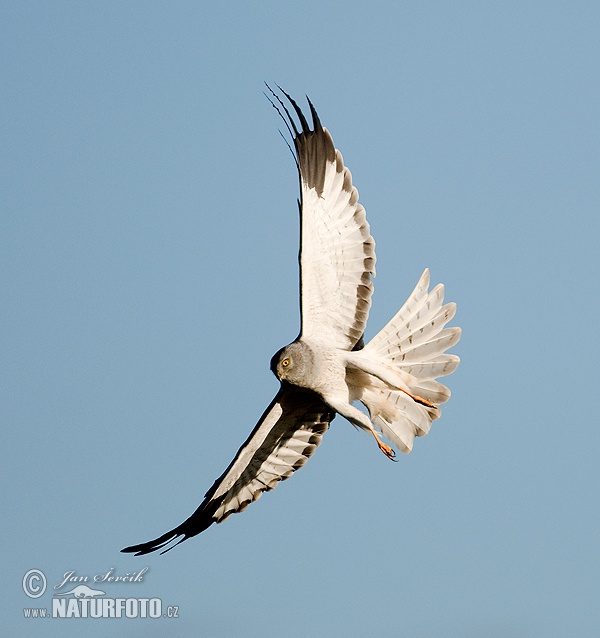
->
122, 86, 461, 556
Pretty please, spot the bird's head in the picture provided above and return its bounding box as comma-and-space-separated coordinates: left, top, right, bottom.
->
270, 341, 313, 386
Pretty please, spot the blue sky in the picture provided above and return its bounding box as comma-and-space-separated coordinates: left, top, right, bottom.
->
2, 2, 599, 636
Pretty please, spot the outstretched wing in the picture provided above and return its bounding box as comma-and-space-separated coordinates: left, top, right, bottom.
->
267, 86, 376, 351
121, 385, 335, 555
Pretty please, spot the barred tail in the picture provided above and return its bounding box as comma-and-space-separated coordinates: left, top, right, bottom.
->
360, 269, 461, 453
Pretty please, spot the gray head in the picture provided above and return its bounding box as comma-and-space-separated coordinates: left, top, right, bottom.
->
270, 341, 315, 387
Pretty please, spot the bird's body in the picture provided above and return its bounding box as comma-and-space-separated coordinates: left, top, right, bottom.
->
122, 87, 461, 556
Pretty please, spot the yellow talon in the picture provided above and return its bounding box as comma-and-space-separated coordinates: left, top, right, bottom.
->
371, 429, 397, 462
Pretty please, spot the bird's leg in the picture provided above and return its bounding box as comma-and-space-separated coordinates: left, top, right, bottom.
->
397, 388, 437, 409
370, 428, 397, 462
321, 395, 397, 462
345, 354, 437, 409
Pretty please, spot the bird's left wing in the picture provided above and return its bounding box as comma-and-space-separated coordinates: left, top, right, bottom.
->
121, 384, 334, 555
266, 86, 376, 351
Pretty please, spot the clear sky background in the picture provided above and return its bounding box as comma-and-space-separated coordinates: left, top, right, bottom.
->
2, 2, 599, 636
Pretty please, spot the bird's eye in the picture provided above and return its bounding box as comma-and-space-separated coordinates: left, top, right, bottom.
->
281, 358, 290, 367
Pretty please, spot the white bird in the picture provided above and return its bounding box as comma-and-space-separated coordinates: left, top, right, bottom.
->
122, 86, 461, 556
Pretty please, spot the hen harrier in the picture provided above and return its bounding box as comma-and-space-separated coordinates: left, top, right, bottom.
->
122, 86, 461, 556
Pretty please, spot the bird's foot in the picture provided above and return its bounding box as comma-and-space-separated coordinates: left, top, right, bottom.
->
378, 440, 397, 461
371, 430, 397, 462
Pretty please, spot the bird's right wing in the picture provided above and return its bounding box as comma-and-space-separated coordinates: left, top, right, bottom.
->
121, 385, 335, 555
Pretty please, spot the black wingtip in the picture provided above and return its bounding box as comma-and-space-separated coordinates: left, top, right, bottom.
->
265, 84, 323, 138
120, 524, 193, 556
276, 84, 310, 133
121, 534, 180, 557
265, 84, 334, 197
264, 82, 299, 138
121, 504, 218, 555
306, 96, 323, 131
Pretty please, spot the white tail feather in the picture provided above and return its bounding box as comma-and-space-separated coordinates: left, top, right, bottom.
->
355, 269, 460, 454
